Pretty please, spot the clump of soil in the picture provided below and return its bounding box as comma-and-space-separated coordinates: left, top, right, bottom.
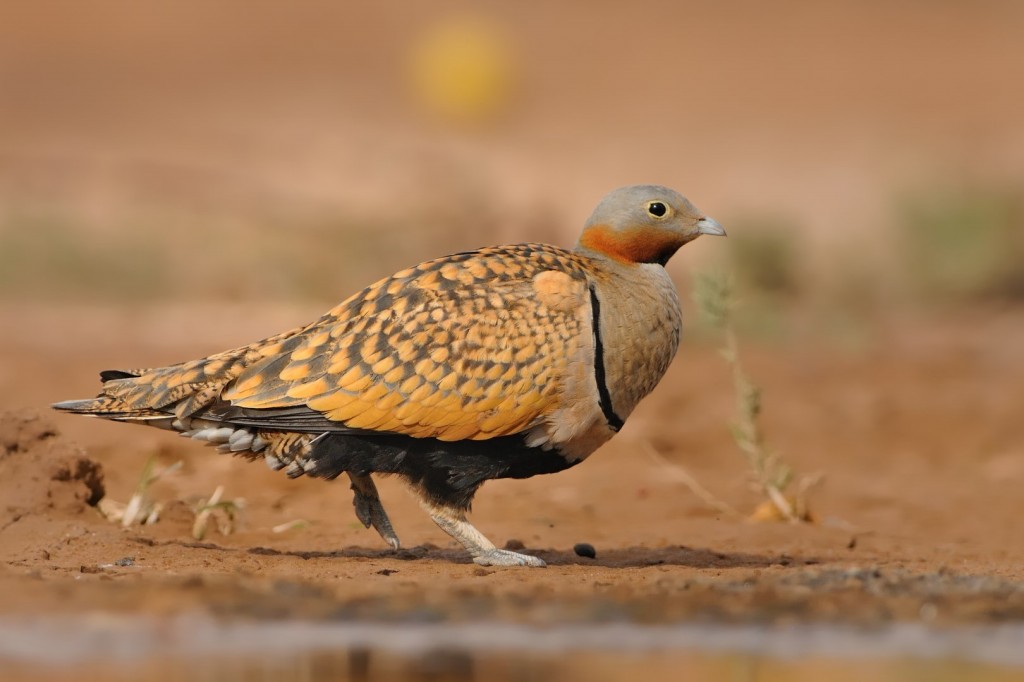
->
0, 410, 105, 524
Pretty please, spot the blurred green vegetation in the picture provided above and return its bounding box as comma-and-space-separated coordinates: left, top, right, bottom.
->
895, 187, 1024, 303
3, 184, 1022, 326
0, 200, 501, 304
679, 184, 1024, 347
727, 216, 802, 299
0, 210, 170, 301
689, 216, 804, 342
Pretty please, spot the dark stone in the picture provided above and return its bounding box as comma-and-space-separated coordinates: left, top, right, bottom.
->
573, 542, 597, 559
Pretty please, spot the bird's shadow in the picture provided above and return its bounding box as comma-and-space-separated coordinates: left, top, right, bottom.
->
133, 537, 812, 569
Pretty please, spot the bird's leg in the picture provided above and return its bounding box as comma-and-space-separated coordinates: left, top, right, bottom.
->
419, 499, 546, 567
348, 473, 400, 550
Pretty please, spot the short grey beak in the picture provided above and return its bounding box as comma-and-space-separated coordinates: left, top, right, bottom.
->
697, 216, 726, 237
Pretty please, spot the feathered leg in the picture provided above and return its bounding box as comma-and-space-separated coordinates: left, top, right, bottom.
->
418, 498, 545, 567
348, 473, 400, 549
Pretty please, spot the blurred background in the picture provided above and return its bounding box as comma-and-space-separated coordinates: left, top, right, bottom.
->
2, 0, 1022, 312
4, 4, 1024, 679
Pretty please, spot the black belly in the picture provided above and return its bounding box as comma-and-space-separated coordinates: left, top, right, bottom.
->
305, 432, 579, 509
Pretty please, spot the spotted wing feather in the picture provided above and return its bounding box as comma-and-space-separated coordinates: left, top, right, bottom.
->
223, 244, 592, 441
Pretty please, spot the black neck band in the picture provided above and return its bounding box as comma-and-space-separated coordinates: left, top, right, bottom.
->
588, 284, 625, 432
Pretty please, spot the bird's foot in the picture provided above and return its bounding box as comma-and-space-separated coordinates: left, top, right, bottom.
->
418, 496, 545, 567
472, 548, 546, 567
353, 493, 400, 549
349, 474, 400, 550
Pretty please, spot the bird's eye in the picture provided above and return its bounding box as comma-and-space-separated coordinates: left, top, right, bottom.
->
647, 202, 668, 218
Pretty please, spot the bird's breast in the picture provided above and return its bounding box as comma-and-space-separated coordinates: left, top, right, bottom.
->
590, 262, 682, 421
527, 259, 682, 464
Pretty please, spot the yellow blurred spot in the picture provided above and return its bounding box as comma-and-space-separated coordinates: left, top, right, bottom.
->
408, 16, 517, 125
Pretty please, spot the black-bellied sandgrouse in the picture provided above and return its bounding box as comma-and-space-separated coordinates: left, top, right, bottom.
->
54, 185, 725, 567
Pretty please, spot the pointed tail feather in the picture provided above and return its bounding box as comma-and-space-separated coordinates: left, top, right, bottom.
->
51, 397, 169, 422
52, 398, 110, 414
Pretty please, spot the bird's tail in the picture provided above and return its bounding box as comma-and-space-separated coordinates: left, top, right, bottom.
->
52, 323, 311, 425
51, 396, 119, 414
52, 387, 175, 424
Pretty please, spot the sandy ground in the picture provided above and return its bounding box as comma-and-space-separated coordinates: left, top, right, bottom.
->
2, 2, 1024, 678
2, 304, 1024, 680
2, 304, 1023, 625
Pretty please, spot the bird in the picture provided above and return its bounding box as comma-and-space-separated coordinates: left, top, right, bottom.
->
53, 185, 725, 567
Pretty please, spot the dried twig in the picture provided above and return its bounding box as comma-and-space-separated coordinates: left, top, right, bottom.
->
192, 485, 244, 540
693, 271, 819, 523
98, 455, 182, 526
272, 519, 311, 534
643, 442, 743, 519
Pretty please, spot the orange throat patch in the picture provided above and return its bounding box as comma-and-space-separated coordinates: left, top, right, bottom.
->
577, 224, 687, 265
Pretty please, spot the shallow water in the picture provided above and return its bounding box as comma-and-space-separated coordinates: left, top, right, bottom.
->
4, 617, 1024, 681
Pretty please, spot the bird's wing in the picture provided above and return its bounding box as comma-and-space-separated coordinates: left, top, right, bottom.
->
221, 244, 593, 441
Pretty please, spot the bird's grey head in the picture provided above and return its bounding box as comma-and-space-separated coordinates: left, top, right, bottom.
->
577, 185, 725, 265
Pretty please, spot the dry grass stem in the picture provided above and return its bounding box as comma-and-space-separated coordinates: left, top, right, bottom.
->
644, 442, 743, 519
693, 271, 820, 523
191, 485, 245, 540
272, 519, 311, 534
97, 455, 182, 526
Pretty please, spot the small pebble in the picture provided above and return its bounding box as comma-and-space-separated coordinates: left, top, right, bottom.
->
114, 556, 135, 567
573, 542, 596, 559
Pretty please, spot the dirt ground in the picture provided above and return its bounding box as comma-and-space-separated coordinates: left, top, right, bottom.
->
2, 303, 1024, 627
2, 2, 1024, 678
3, 304, 1024, 680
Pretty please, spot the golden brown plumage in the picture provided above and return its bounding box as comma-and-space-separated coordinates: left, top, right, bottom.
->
54, 185, 725, 566
227, 244, 593, 441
